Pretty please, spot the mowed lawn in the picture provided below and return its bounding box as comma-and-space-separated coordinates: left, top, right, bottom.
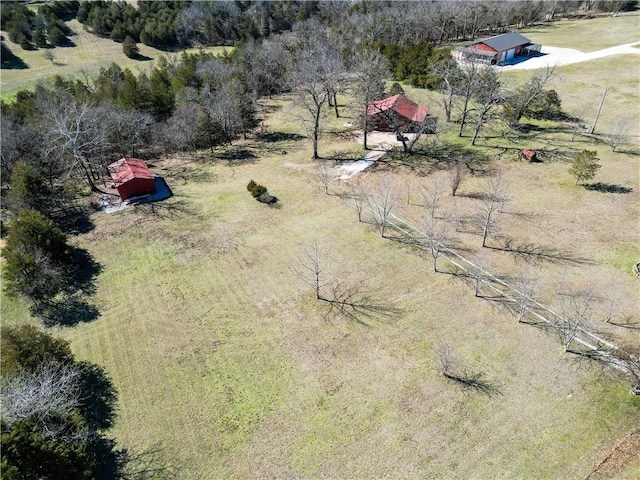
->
0, 19, 229, 101
520, 11, 640, 51
32, 110, 635, 479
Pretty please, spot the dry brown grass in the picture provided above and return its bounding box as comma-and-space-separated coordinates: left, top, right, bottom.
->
46, 107, 637, 478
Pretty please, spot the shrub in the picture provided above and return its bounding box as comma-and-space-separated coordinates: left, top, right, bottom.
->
525, 89, 562, 120
387, 82, 404, 97
47, 25, 67, 46
247, 180, 272, 200
246, 180, 266, 198
122, 35, 139, 58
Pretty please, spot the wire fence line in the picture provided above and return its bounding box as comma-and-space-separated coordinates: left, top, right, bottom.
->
383, 212, 629, 373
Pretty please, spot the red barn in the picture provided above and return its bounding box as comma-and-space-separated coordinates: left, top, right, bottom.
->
365, 94, 435, 133
108, 158, 156, 201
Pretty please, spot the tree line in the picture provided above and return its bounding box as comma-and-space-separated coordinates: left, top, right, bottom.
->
3, 1, 636, 64
1, 324, 175, 478
1, 1, 76, 50
1, 325, 123, 479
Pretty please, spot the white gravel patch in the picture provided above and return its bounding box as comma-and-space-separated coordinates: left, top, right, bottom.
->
335, 159, 377, 179
334, 131, 417, 179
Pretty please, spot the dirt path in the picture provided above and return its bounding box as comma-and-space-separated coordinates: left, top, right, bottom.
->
499, 41, 640, 71
334, 132, 417, 179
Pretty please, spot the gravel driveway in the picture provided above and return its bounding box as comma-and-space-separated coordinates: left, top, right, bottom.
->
498, 41, 640, 71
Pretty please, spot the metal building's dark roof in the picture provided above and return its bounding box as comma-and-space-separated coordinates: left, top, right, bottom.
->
479, 32, 531, 52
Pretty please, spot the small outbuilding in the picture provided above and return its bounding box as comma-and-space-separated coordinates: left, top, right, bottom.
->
365, 94, 436, 133
108, 158, 156, 201
459, 32, 541, 64
520, 149, 539, 162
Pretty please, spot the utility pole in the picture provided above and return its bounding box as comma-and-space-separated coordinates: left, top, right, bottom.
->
588, 88, 608, 134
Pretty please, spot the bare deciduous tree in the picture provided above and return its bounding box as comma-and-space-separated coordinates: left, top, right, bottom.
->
348, 181, 366, 222
40, 92, 109, 193
448, 159, 467, 196
430, 58, 461, 123
352, 49, 390, 150
291, 240, 326, 300
421, 176, 446, 221
464, 260, 492, 297
609, 345, 640, 395
42, 49, 56, 65
437, 344, 501, 396
421, 204, 459, 272
457, 61, 483, 137
479, 173, 510, 247
317, 161, 332, 195
605, 117, 631, 152
367, 176, 397, 238
557, 289, 595, 354
1, 361, 82, 439
513, 273, 539, 323
291, 241, 399, 325
289, 38, 335, 160
503, 65, 556, 127
469, 67, 502, 146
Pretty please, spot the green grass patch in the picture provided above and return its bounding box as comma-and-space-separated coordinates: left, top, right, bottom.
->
521, 12, 640, 51
0, 19, 229, 102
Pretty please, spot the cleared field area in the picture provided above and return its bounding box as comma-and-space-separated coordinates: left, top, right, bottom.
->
0, 19, 229, 101
520, 11, 640, 52
46, 135, 638, 478
498, 55, 640, 138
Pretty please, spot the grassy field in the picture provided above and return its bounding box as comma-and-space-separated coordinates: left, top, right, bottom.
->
0, 19, 229, 102
35, 132, 638, 478
2, 12, 640, 480
520, 11, 640, 52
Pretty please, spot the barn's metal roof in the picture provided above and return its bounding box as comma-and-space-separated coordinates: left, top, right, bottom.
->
108, 158, 154, 187
367, 94, 429, 123
477, 32, 531, 52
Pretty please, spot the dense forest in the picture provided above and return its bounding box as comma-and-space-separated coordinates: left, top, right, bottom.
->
2, 0, 636, 54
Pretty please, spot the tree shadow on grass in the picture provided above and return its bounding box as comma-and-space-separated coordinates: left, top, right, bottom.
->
134, 199, 195, 219
39, 247, 102, 327
257, 132, 306, 143
132, 53, 153, 61
117, 443, 179, 480
212, 148, 258, 165
164, 165, 215, 184
584, 182, 633, 194
375, 142, 491, 176
486, 238, 593, 266
71, 247, 102, 295
41, 296, 100, 327
0, 49, 28, 69
54, 210, 95, 235
76, 361, 117, 431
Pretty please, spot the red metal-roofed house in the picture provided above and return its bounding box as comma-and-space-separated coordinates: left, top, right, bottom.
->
365, 94, 435, 133
459, 32, 541, 64
108, 158, 156, 201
